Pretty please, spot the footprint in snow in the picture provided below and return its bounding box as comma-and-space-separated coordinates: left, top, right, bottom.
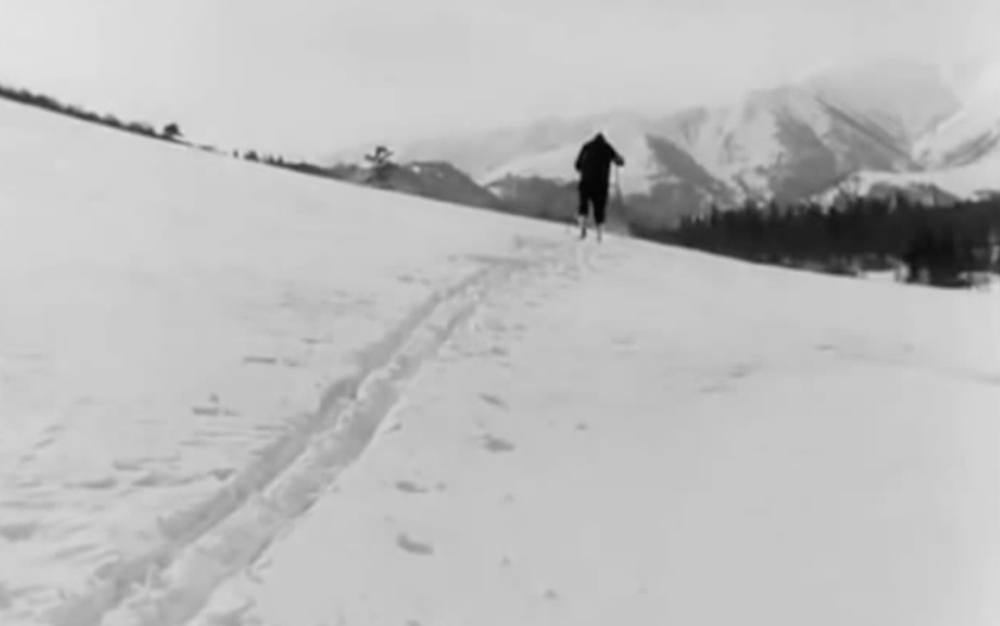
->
243, 355, 279, 365
133, 471, 201, 488
481, 434, 516, 453
0, 522, 38, 542
112, 459, 144, 472
75, 476, 118, 490
479, 393, 509, 411
209, 468, 236, 481
191, 405, 240, 417
394, 480, 430, 494
397, 533, 434, 556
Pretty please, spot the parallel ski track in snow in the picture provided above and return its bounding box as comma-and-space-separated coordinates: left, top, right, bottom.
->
46, 236, 590, 626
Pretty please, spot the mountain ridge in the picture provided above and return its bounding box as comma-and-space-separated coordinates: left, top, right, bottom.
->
328, 57, 1000, 227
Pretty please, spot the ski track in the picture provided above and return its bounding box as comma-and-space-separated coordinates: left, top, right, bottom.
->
43, 235, 585, 626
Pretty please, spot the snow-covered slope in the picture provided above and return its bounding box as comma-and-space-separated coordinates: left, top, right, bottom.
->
811, 58, 1000, 204
659, 57, 959, 199
647, 82, 925, 202
193, 239, 999, 626
2, 93, 998, 626
0, 96, 564, 626
816, 152, 1000, 205
802, 57, 961, 144
916, 59, 1000, 168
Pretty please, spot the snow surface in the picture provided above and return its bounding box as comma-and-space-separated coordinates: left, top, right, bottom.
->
2, 95, 1000, 626
189, 240, 1000, 626
0, 98, 562, 625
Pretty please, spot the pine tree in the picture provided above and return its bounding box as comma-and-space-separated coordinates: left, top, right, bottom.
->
364, 146, 395, 186
163, 123, 182, 140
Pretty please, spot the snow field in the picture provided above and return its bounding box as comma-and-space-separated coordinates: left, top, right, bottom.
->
189, 238, 1000, 626
2, 91, 998, 626
0, 97, 565, 624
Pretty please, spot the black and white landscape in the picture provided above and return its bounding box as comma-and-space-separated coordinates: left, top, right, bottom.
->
0, 2, 998, 625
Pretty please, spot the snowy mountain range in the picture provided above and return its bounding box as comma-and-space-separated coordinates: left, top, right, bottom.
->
335, 57, 1000, 227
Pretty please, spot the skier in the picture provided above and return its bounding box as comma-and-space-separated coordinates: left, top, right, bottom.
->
574, 132, 625, 241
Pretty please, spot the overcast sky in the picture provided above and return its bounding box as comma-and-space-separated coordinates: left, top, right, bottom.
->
0, 0, 996, 158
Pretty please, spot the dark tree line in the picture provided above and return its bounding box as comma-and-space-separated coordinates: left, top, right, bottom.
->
233, 145, 403, 186
0, 81, 351, 182
0, 83, 183, 143
632, 195, 1000, 288
1, 81, 359, 185
233, 149, 348, 181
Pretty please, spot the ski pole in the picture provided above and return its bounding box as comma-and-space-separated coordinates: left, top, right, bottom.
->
615, 163, 625, 208
613, 164, 625, 231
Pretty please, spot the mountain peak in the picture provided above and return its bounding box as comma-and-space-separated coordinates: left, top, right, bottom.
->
797, 57, 961, 142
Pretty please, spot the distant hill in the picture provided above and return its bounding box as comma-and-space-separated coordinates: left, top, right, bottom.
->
330, 160, 506, 213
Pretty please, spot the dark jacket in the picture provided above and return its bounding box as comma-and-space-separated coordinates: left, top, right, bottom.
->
575, 133, 625, 188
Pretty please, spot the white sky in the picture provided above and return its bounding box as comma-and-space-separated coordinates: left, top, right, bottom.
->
0, 0, 997, 158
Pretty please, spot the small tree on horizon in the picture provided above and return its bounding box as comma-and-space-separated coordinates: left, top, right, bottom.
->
163, 122, 182, 140
364, 145, 395, 185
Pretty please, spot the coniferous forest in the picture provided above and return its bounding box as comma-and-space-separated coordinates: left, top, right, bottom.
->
630, 195, 1000, 289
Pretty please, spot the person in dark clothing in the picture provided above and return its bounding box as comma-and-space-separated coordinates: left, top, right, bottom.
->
574, 132, 625, 240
